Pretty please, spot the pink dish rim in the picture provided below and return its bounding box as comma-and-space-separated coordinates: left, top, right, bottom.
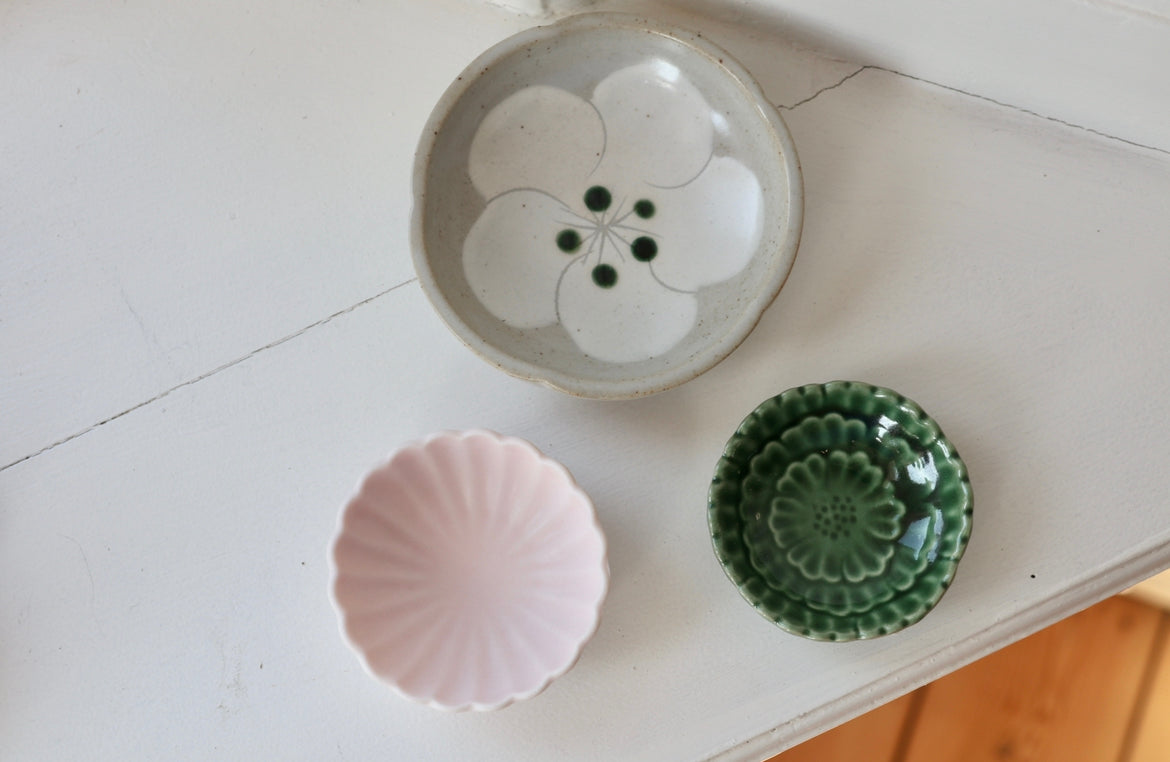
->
328, 429, 610, 711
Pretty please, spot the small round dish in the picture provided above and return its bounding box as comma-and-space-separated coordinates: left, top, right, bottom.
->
330, 430, 608, 711
709, 382, 973, 641
411, 12, 803, 399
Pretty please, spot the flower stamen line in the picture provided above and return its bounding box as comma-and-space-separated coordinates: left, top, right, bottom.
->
462, 63, 762, 360
612, 222, 657, 237
604, 229, 628, 262
614, 196, 629, 224
557, 204, 600, 227
556, 189, 665, 275
594, 223, 608, 264
582, 228, 603, 257
611, 208, 635, 226
607, 228, 632, 247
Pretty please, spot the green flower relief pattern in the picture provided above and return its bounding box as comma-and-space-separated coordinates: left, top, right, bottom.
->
770, 451, 906, 584
709, 381, 974, 641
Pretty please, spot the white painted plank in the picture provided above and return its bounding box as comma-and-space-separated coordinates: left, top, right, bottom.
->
706, 67, 1170, 759
0, 0, 525, 468
4, 64, 1170, 761
656, 0, 1170, 153
0, 0, 854, 470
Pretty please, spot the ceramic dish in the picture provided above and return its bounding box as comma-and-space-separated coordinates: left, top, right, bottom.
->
709, 382, 973, 641
411, 12, 803, 399
331, 430, 608, 710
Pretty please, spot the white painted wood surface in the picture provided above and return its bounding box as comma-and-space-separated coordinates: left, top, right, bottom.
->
581, 0, 1170, 153
3, 1, 1170, 760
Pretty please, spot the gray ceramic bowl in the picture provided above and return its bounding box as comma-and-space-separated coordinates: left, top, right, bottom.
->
412, 13, 802, 398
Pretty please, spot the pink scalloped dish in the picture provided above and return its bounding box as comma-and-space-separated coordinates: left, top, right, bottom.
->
330, 430, 608, 711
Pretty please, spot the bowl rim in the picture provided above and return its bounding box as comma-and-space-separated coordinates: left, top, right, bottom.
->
410, 12, 804, 400
328, 429, 609, 710
708, 381, 974, 641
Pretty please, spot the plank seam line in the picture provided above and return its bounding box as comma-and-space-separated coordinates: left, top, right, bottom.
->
781, 64, 1170, 157
1, 278, 418, 473
8, 63, 1165, 471
888, 687, 930, 762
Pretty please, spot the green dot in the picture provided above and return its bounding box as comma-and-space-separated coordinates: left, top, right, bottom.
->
631, 236, 657, 262
592, 264, 617, 288
634, 199, 655, 218
556, 229, 581, 253
584, 186, 611, 212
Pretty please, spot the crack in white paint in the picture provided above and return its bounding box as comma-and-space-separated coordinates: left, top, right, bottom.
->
783, 64, 1170, 157
778, 66, 868, 111
0, 279, 418, 473
871, 65, 1170, 156
6, 60, 1168, 474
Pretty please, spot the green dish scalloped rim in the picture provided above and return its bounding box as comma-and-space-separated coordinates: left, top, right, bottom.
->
708, 381, 973, 641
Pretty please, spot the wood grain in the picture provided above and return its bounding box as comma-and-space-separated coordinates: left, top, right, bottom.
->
901, 597, 1162, 762
766, 691, 918, 762
1126, 569, 1170, 611
1128, 614, 1170, 762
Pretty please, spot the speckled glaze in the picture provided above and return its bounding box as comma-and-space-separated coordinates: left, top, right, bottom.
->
411, 12, 802, 399
709, 382, 973, 641
331, 430, 608, 710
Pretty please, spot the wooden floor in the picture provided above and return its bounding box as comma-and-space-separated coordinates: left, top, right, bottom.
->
768, 596, 1170, 762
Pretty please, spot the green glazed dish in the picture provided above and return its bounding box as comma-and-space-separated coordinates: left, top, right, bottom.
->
709, 381, 973, 641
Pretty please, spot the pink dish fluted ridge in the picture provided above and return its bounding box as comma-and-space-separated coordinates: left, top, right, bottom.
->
330, 430, 608, 711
